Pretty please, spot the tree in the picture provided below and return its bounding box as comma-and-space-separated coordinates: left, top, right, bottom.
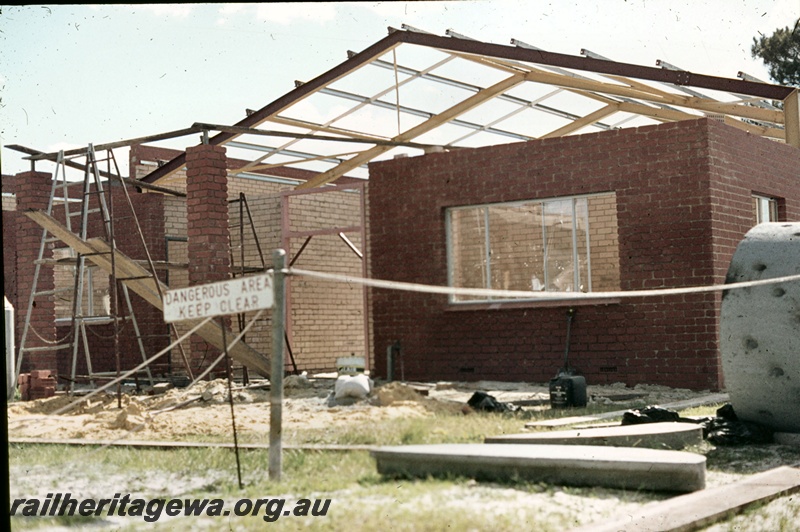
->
751, 18, 800, 87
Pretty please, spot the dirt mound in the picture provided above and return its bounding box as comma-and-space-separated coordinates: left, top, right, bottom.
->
8, 392, 134, 417
108, 402, 149, 431
372, 382, 465, 415
372, 382, 426, 406
146, 379, 271, 411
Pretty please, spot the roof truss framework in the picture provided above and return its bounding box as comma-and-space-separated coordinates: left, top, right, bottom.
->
78, 28, 800, 188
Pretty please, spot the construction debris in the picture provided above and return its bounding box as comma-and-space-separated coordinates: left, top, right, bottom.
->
17, 370, 57, 401
466, 391, 521, 413
622, 403, 775, 446
6, 380, 730, 443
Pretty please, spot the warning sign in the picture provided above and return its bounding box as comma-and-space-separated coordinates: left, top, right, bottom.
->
163, 273, 274, 323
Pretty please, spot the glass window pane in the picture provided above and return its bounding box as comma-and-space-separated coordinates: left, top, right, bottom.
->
543, 198, 575, 291
574, 198, 589, 292
450, 207, 488, 301
768, 198, 778, 222
754, 196, 779, 224
753, 196, 762, 224
488, 202, 542, 293
447, 192, 620, 302
587, 194, 620, 291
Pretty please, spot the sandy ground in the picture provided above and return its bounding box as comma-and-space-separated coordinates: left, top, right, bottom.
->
8, 378, 800, 531
7, 377, 712, 442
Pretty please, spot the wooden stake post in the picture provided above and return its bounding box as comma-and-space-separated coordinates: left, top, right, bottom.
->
269, 249, 286, 481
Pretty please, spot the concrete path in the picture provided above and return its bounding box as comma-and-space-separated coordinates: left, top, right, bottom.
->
572, 466, 800, 532
486, 422, 703, 450
371, 443, 706, 492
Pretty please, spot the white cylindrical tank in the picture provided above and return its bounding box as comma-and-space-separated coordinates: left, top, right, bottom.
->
720, 222, 800, 432
5, 295, 15, 401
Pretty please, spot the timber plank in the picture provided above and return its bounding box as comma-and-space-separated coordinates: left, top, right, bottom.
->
487, 422, 703, 450
526, 393, 729, 428
572, 466, 800, 532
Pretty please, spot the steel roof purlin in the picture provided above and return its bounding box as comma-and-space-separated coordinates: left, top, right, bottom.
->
140, 28, 798, 187
400, 31, 794, 100
141, 29, 409, 184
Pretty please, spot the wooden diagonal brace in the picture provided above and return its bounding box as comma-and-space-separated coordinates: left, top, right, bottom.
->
24, 210, 271, 376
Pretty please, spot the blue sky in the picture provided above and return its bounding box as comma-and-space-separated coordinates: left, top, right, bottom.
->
1, 1, 798, 177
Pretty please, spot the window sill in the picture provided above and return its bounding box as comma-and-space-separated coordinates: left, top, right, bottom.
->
445, 297, 621, 312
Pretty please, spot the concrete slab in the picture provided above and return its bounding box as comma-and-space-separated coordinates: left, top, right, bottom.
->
525, 393, 729, 428
371, 443, 706, 492
721, 222, 800, 433
571, 466, 800, 532
485, 422, 703, 450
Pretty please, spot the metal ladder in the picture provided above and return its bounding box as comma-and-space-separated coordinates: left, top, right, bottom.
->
15, 151, 81, 380
16, 146, 156, 391
89, 145, 194, 383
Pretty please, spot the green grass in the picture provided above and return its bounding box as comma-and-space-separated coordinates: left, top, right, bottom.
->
10, 399, 800, 530
9, 442, 657, 531
288, 411, 531, 446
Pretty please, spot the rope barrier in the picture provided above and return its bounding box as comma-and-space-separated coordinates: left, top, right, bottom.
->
287, 267, 800, 301
10, 260, 799, 454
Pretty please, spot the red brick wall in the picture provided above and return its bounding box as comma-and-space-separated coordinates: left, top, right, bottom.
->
283, 185, 368, 373
705, 120, 800, 278
186, 144, 231, 376
9, 168, 172, 380
14, 171, 57, 371
368, 118, 800, 391
131, 145, 371, 376
705, 121, 800, 390
3, 211, 19, 322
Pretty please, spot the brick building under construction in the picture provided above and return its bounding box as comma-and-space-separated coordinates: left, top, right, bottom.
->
3, 28, 799, 392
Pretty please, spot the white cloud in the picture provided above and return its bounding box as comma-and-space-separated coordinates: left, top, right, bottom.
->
362, 1, 449, 20
216, 3, 246, 25
219, 3, 246, 16
254, 3, 337, 25
137, 4, 193, 18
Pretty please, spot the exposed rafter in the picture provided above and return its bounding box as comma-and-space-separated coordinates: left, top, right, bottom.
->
128, 27, 797, 189
298, 71, 528, 189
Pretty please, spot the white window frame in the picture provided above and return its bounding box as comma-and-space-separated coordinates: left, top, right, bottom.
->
753, 194, 778, 224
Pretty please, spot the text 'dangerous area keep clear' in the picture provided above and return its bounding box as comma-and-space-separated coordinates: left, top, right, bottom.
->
162, 273, 274, 323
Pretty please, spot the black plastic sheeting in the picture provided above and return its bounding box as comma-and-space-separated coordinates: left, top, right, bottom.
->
467, 391, 521, 413
622, 403, 774, 446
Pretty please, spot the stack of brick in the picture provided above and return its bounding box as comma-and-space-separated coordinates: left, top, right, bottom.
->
17, 370, 57, 401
